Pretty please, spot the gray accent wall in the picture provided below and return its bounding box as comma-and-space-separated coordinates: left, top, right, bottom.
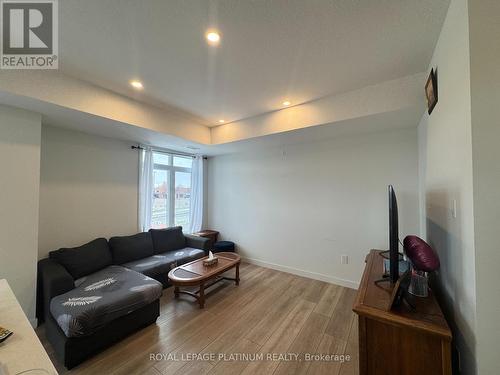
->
38, 125, 139, 259
418, 1, 500, 373
0, 104, 41, 322
468, 0, 500, 373
418, 0, 476, 372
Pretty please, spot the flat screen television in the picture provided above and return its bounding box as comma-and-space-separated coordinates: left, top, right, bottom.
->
388, 185, 399, 283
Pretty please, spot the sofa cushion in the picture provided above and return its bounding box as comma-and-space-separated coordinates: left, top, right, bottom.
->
49, 238, 112, 279
50, 265, 162, 338
160, 247, 205, 266
185, 234, 210, 253
109, 232, 154, 265
149, 226, 186, 254
122, 255, 177, 278
123, 247, 205, 278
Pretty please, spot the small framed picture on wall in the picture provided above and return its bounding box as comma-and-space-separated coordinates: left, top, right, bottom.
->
425, 68, 438, 114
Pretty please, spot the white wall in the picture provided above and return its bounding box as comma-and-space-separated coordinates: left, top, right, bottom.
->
417, 0, 477, 372
0, 105, 41, 322
38, 125, 139, 258
208, 128, 419, 288
468, 1, 500, 373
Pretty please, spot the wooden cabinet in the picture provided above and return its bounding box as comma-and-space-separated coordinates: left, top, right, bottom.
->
353, 250, 452, 375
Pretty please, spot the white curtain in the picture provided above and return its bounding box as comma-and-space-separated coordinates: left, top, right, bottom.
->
187, 155, 204, 233
138, 146, 153, 232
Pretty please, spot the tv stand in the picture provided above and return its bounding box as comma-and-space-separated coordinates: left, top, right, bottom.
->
353, 250, 452, 375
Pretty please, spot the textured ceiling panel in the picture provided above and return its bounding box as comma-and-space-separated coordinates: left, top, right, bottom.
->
59, 0, 449, 125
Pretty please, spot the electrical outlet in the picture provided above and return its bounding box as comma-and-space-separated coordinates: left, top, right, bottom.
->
341, 255, 349, 265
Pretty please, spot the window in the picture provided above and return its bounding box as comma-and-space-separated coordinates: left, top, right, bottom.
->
151, 152, 192, 230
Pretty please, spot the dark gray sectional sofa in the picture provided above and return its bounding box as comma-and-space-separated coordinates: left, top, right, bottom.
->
36, 226, 210, 369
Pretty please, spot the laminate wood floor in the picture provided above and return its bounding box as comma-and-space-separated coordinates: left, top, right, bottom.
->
37, 262, 359, 375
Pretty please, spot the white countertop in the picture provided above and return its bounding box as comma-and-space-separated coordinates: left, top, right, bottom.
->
0, 279, 57, 375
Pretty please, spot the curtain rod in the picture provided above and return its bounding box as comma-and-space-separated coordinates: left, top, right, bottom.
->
131, 145, 207, 159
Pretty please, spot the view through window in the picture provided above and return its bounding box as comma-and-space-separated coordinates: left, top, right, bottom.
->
151, 152, 192, 230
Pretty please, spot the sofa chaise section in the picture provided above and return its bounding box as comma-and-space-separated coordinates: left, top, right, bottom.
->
50, 265, 162, 338
38, 239, 162, 369
36, 226, 211, 368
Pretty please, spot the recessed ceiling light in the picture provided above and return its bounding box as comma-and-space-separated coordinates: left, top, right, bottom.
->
130, 80, 143, 90
205, 30, 221, 45
282, 100, 291, 106
218, 119, 225, 123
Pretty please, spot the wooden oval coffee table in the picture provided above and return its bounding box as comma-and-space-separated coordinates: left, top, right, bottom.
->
167, 252, 240, 308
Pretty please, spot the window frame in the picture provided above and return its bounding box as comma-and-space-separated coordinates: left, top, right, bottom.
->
152, 151, 192, 230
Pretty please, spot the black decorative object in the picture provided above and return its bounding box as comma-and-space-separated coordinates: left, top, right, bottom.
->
425, 68, 438, 114
213, 241, 235, 253
388, 270, 415, 311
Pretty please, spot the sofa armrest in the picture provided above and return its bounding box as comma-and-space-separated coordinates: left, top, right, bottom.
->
36, 258, 75, 323
185, 234, 211, 253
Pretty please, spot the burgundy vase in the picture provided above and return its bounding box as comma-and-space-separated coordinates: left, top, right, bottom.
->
403, 235, 440, 272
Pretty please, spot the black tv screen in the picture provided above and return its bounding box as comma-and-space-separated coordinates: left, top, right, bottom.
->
388, 185, 399, 283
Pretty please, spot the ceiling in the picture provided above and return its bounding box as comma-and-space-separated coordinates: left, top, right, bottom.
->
198, 106, 424, 155
59, 0, 450, 126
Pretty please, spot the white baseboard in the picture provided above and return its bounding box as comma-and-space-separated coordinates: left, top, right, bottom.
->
241, 256, 359, 289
